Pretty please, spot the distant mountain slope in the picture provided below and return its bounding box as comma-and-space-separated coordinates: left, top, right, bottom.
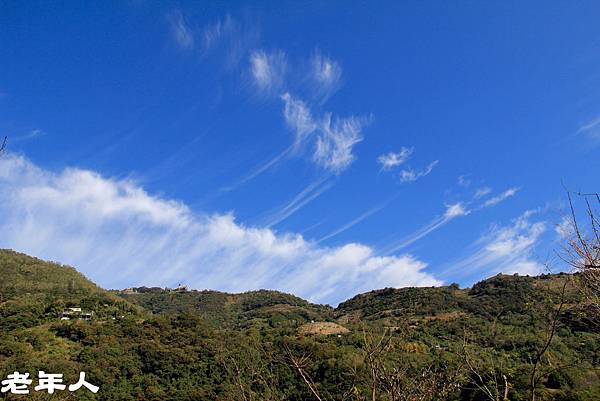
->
337, 273, 577, 318
0, 249, 139, 329
336, 273, 593, 331
117, 287, 334, 328
0, 249, 101, 295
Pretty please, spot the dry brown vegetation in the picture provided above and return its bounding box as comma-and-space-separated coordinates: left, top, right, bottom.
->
298, 321, 349, 336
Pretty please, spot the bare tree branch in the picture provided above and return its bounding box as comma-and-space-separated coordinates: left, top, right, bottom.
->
529, 277, 568, 401
0, 136, 7, 156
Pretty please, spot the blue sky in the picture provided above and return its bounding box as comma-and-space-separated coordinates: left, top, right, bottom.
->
0, 1, 599, 304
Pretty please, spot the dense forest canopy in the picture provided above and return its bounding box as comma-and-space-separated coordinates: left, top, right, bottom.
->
0, 249, 598, 400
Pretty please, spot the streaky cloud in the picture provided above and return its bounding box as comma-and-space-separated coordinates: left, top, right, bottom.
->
280, 92, 367, 174
309, 50, 343, 103
200, 15, 260, 69
314, 113, 365, 174
249, 50, 287, 94
167, 9, 195, 50
399, 160, 438, 183
381, 202, 469, 254
481, 187, 519, 208
457, 175, 471, 187
221, 145, 294, 192
377, 147, 413, 171
441, 210, 547, 283
202, 14, 237, 50
474, 186, 492, 199
577, 116, 600, 141
318, 193, 400, 243
281, 93, 317, 148
263, 176, 334, 228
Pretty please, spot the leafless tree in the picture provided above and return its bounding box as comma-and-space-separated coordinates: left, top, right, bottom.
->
359, 327, 459, 401
561, 191, 600, 312
461, 329, 510, 401
285, 327, 460, 401
528, 277, 569, 401
527, 190, 599, 401
284, 345, 326, 401
218, 339, 282, 401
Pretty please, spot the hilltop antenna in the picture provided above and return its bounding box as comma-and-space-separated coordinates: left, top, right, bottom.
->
0, 136, 6, 155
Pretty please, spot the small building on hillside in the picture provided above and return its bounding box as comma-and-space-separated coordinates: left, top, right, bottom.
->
166, 285, 188, 293
59, 307, 93, 321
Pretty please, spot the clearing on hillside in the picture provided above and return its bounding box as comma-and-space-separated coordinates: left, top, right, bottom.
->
298, 321, 349, 335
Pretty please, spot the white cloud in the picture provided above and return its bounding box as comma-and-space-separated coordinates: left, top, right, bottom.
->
444, 202, 469, 219
382, 202, 469, 254
280, 93, 365, 174
168, 10, 195, 50
263, 177, 333, 227
318, 199, 393, 243
380, 184, 521, 255
202, 14, 237, 50
10, 129, 45, 143
443, 210, 547, 281
378, 147, 413, 171
309, 51, 342, 102
281, 93, 317, 148
249, 50, 287, 94
220, 146, 294, 192
555, 215, 572, 239
199, 15, 259, 68
482, 187, 519, 208
457, 175, 471, 187
474, 187, 492, 199
314, 113, 364, 173
0, 155, 441, 305
399, 160, 438, 183
399, 170, 417, 182
577, 116, 600, 141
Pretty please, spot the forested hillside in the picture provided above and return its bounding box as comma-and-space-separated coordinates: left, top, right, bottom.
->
0, 249, 598, 400
117, 287, 333, 328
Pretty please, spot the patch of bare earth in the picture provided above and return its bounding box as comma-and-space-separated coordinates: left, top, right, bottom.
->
298, 322, 349, 336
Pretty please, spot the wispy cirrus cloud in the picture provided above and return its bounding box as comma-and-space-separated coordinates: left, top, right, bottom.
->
220, 146, 295, 192
474, 186, 492, 199
250, 50, 288, 94
377, 147, 413, 171
314, 113, 365, 173
309, 51, 342, 103
192, 16, 362, 184
457, 175, 471, 187
399, 160, 439, 183
281, 93, 317, 148
442, 210, 547, 282
0, 155, 441, 305
379, 184, 521, 254
378, 147, 437, 183
202, 14, 237, 50
381, 202, 469, 254
318, 193, 400, 243
167, 9, 195, 50
577, 116, 600, 142
167, 10, 257, 63
281, 92, 366, 174
11, 129, 46, 142
481, 187, 519, 208
263, 176, 334, 228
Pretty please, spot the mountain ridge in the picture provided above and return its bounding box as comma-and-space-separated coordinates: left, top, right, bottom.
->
1, 248, 598, 400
